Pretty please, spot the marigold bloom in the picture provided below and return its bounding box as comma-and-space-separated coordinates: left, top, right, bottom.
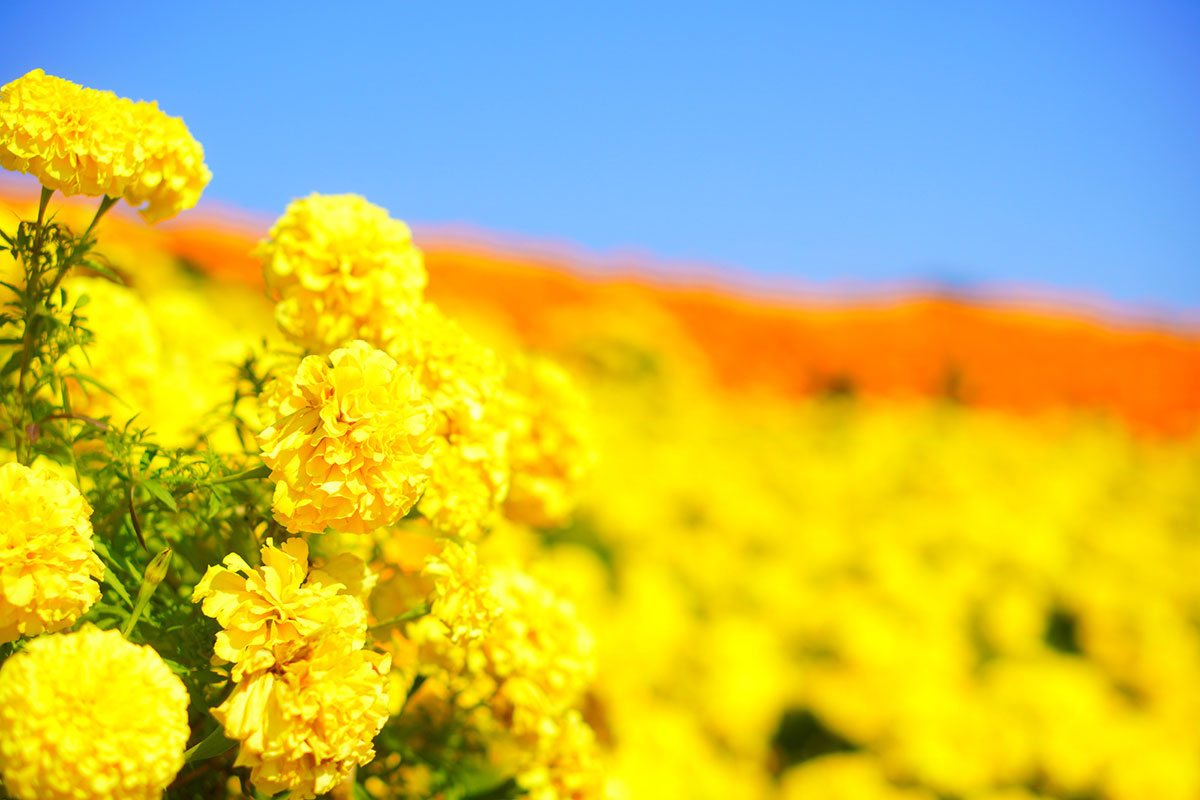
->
391, 303, 504, 433
259, 194, 426, 351
260, 340, 435, 534
0, 625, 189, 800
503, 355, 595, 529
0, 69, 210, 222
424, 540, 499, 643
418, 430, 509, 539
518, 710, 608, 800
483, 566, 595, 740
214, 640, 390, 800
193, 538, 366, 681
405, 562, 595, 754
390, 304, 510, 537
0, 461, 102, 643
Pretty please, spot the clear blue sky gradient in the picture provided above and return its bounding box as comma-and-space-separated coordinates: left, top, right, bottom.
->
5, 1, 1199, 310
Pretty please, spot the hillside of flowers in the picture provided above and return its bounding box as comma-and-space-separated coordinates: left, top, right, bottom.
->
0, 69, 1198, 800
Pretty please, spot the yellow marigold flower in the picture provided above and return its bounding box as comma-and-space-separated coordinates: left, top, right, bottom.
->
0, 625, 189, 800
404, 563, 595, 750
259, 194, 426, 351
260, 340, 435, 534
193, 538, 367, 681
418, 430, 509, 539
503, 354, 594, 529
214, 639, 390, 800
424, 540, 499, 643
485, 566, 595, 717
391, 303, 504, 433
0, 69, 210, 222
0, 461, 102, 643
119, 99, 210, 223
518, 710, 608, 800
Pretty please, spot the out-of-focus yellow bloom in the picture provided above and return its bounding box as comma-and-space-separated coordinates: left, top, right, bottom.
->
517, 709, 608, 800
779, 753, 937, 800
61, 276, 161, 427
484, 565, 596, 717
214, 638, 390, 800
193, 538, 367, 681
260, 340, 435, 534
391, 303, 504, 433
259, 193, 426, 351
395, 304, 512, 536
418, 430, 509, 539
424, 540, 499, 643
0, 625, 189, 800
502, 354, 594, 529
0, 461, 102, 643
0, 69, 209, 222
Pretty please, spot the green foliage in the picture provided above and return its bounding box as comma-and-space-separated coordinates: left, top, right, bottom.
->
0, 195, 282, 798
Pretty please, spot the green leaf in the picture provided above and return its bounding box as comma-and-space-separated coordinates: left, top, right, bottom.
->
0, 349, 21, 377
81, 259, 122, 283
183, 724, 237, 763
142, 479, 177, 511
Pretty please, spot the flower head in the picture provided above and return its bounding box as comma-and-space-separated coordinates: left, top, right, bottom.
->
193, 538, 367, 681
0, 461, 102, 643
484, 566, 596, 729
424, 540, 499, 643
260, 194, 426, 351
260, 340, 435, 534
503, 355, 595, 529
214, 640, 390, 800
388, 304, 511, 537
418, 430, 509, 539
0, 69, 210, 222
391, 303, 505, 434
0, 625, 190, 800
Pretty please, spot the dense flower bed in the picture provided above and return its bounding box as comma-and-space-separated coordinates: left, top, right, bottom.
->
0, 70, 1197, 800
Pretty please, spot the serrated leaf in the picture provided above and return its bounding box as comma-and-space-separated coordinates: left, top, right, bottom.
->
0, 349, 21, 377
82, 260, 122, 283
207, 489, 223, 517
141, 479, 177, 511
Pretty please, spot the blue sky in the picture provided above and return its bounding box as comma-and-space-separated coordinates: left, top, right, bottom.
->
5, 1, 1198, 310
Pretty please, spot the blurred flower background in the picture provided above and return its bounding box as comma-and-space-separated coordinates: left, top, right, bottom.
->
2, 2, 1198, 799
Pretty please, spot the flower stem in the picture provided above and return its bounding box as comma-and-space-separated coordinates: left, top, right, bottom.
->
368, 602, 431, 632
207, 463, 272, 486
14, 187, 55, 464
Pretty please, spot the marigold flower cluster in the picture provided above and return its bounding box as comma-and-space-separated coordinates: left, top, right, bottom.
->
384, 531, 602, 796
194, 539, 390, 799
0, 461, 102, 642
0, 70, 591, 800
0, 69, 209, 222
19, 63, 1200, 800
0, 625, 189, 800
